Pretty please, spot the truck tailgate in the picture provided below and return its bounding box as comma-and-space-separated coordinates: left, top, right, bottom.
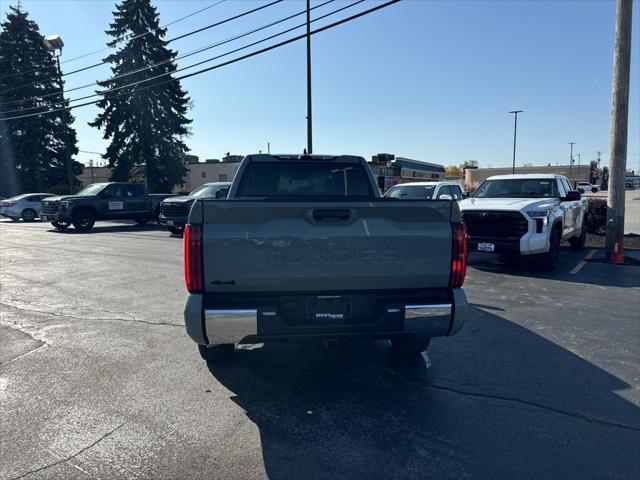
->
197, 201, 454, 293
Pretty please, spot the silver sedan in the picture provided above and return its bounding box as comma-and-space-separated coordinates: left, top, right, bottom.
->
0, 193, 55, 221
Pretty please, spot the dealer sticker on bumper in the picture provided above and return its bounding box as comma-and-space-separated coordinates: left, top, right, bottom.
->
478, 242, 495, 252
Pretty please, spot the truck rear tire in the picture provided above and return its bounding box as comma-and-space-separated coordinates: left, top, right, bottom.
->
168, 226, 184, 235
134, 217, 149, 225
390, 336, 430, 366
199, 344, 235, 363
539, 225, 561, 270
72, 209, 96, 232
569, 222, 586, 251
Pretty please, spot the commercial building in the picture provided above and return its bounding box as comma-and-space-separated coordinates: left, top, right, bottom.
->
369, 153, 446, 191
464, 162, 603, 190
77, 153, 244, 193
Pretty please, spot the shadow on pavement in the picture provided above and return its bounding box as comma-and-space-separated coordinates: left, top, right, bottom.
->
206, 307, 639, 479
468, 248, 640, 288
47, 222, 165, 234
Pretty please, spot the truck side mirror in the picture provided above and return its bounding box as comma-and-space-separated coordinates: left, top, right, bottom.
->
564, 191, 581, 201
439, 194, 453, 201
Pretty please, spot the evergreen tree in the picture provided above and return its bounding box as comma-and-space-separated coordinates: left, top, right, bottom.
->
0, 6, 81, 197
89, 0, 191, 193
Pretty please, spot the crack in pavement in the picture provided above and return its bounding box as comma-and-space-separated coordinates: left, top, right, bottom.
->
426, 382, 640, 432
0, 323, 48, 367
8, 423, 126, 480
0, 301, 182, 328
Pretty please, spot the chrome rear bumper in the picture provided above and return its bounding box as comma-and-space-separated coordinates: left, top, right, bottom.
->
184, 289, 467, 346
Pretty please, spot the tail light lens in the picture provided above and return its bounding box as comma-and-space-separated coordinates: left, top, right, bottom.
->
3, 202, 15, 207
449, 222, 468, 287
184, 224, 203, 293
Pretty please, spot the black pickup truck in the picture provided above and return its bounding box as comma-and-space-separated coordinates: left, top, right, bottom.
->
41, 182, 176, 232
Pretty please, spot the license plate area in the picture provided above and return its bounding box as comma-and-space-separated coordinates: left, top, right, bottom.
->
478, 242, 495, 252
307, 296, 351, 321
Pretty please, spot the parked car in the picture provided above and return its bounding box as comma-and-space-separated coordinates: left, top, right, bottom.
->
383, 181, 465, 200
459, 174, 587, 270
576, 182, 599, 194
41, 182, 176, 232
183, 153, 468, 364
0, 193, 55, 221
159, 182, 231, 235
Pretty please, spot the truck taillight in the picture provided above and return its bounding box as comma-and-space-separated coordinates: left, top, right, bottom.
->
184, 224, 203, 293
449, 222, 468, 288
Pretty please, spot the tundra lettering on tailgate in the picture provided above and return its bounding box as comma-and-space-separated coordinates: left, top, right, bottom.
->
267, 247, 401, 265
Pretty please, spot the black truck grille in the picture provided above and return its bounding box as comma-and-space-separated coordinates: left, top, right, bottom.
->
41, 201, 59, 215
461, 211, 529, 239
161, 203, 188, 217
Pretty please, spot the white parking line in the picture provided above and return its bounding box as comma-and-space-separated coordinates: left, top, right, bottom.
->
585, 249, 597, 260
570, 249, 598, 274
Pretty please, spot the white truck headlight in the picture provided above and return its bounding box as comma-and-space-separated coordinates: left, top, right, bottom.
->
527, 210, 549, 228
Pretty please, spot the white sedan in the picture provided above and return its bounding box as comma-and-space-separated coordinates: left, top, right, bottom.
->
0, 193, 55, 221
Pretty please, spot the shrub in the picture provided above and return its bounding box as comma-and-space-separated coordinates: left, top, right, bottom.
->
585, 197, 607, 234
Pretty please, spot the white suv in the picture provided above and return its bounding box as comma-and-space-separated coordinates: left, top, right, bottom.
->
383, 181, 465, 200
459, 174, 588, 270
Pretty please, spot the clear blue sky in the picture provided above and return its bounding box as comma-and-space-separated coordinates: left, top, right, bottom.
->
3, 0, 639, 171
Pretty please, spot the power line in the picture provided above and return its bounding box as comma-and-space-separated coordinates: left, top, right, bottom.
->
0, 0, 283, 91
0, 0, 228, 82
60, 0, 227, 65
0, 0, 337, 111
1, 0, 360, 116
0, 0, 401, 123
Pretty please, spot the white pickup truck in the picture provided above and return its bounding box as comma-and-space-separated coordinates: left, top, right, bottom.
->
459, 174, 588, 270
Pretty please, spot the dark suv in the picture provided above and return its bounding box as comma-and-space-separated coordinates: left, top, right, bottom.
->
159, 182, 231, 235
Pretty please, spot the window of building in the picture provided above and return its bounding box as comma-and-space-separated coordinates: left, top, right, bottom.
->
201, 171, 206, 178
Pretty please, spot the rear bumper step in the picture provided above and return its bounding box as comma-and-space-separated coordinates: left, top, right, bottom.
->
184, 290, 467, 346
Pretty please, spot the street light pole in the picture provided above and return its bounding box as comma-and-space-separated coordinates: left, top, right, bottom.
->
306, 0, 313, 154
44, 34, 74, 194
568, 141, 575, 179
509, 110, 522, 174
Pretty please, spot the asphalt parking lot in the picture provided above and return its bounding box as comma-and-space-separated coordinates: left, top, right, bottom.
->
1, 219, 639, 480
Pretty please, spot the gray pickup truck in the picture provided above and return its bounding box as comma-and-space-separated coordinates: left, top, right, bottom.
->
41, 182, 175, 232
183, 154, 468, 364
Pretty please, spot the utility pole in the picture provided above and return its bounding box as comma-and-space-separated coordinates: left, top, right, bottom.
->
267, 142, 271, 154
509, 110, 522, 174
306, 0, 313, 154
577, 153, 581, 179
568, 142, 575, 181
606, 0, 633, 263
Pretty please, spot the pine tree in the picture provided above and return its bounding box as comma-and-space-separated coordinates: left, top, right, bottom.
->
89, 0, 191, 193
0, 5, 80, 197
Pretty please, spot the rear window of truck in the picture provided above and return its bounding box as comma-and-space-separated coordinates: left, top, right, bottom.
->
237, 161, 372, 198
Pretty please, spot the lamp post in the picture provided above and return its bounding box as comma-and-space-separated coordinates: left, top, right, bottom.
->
44, 34, 74, 194
509, 110, 523, 174
568, 141, 575, 179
